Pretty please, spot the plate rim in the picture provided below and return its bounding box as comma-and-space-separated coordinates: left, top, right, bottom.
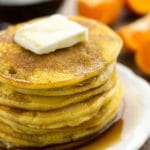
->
115, 63, 150, 150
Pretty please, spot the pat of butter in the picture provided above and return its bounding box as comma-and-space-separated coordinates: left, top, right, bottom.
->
14, 14, 88, 54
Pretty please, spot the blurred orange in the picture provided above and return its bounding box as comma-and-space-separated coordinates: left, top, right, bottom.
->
135, 46, 150, 75
127, 0, 150, 14
118, 14, 150, 75
77, 0, 123, 25
118, 14, 150, 53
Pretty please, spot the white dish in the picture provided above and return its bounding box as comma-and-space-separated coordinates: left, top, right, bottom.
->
80, 64, 150, 150
60, 2, 150, 149
109, 64, 150, 150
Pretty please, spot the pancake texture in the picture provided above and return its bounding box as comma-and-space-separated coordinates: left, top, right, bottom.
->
0, 71, 117, 111
0, 16, 122, 89
7, 63, 116, 96
0, 16, 123, 149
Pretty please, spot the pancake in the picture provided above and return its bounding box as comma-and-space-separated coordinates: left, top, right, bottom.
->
0, 84, 122, 148
8, 63, 115, 96
0, 82, 121, 131
0, 16, 122, 89
0, 71, 117, 111
0, 15, 123, 149
0, 83, 122, 135
0, 114, 120, 150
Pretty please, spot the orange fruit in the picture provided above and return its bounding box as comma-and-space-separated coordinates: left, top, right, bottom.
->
135, 46, 150, 75
118, 14, 150, 53
77, 0, 123, 25
127, 0, 150, 14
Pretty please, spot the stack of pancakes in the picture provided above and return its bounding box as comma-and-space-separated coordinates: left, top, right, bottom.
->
0, 16, 123, 149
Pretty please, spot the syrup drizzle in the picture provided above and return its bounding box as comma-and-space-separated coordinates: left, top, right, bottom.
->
80, 119, 123, 150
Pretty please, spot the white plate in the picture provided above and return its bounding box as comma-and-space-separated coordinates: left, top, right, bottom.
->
109, 64, 150, 150
59, 2, 150, 149
81, 64, 150, 150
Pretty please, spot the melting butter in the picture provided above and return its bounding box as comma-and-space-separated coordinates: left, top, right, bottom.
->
14, 14, 88, 54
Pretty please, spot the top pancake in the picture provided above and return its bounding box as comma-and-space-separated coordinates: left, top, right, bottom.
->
0, 16, 122, 89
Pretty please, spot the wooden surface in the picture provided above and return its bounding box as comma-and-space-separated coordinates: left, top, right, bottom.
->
141, 139, 150, 150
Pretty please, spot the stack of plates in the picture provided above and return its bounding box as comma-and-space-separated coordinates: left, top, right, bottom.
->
0, 16, 122, 149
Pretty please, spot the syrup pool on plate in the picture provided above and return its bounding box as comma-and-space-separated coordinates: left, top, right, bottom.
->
80, 119, 124, 150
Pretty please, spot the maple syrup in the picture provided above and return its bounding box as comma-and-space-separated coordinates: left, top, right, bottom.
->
80, 119, 123, 150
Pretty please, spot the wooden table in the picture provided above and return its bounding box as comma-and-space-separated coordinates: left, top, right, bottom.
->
141, 140, 150, 150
